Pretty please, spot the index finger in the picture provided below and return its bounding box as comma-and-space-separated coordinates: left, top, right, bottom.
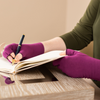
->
15, 53, 23, 63
7, 52, 15, 62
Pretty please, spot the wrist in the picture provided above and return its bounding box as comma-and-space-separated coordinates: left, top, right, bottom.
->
42, 37, 66, 53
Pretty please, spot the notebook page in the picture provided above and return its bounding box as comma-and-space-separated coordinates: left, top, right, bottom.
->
21, 50, 64, 62
15, 55, 65, 73
0, 57, 15, 73
15, 50, 65, 72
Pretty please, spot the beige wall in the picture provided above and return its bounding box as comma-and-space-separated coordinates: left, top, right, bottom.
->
0, 0, 93, 56
0, 0, 66, 44
65, 0, 90, 32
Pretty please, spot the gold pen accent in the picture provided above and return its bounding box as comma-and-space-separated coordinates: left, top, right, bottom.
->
12, 59, 15, 65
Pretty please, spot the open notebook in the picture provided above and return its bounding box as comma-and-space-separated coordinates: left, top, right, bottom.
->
0, 50, 65, 77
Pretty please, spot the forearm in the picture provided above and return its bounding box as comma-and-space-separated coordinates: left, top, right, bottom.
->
41, 37, 66, 53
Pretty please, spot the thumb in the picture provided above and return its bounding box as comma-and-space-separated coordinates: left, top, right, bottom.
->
66, 49, 78, 56
15, 53, 23, 62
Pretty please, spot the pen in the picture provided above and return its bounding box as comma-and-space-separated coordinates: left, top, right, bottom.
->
12, 34, 25, 65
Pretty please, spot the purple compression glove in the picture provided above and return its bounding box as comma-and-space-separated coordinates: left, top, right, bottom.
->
3, 42, 44, 60
3, 76, 14, 84
3, 42, 44, 84
53, 49, 100, 81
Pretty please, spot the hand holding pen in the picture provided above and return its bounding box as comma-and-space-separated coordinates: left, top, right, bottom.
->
2, 34, 44, 85
3, 39, 44, 63
12, 34, 25, 65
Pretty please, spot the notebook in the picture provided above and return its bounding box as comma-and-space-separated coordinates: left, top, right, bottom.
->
0, 50, 66, 77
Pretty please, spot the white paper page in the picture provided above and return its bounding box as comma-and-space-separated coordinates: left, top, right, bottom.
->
21, 50, 64, 63
0, 50, 65, 73
15, 55, 65, 73
0, 57, 15, 73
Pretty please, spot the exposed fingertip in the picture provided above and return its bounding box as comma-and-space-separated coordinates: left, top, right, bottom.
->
10, 52, 15, 58
15, 53, 22, 61
7, 56, 13, 62
59, 51, 66, 56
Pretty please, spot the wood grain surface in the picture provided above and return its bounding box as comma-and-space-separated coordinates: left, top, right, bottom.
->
0, 63, 94, 100
11, 67, 45, 81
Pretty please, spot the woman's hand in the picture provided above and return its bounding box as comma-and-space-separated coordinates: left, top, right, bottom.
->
53, 49, 100, 81
3, 42, 44, 63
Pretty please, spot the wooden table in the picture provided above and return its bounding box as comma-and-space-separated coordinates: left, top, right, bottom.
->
0, 62, 94, 100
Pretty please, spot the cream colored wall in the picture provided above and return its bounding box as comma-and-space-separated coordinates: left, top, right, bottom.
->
0, 0, 66, 44
65, 0, 90, 32
65, 0, 93, 57
0, 0, 93, 56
